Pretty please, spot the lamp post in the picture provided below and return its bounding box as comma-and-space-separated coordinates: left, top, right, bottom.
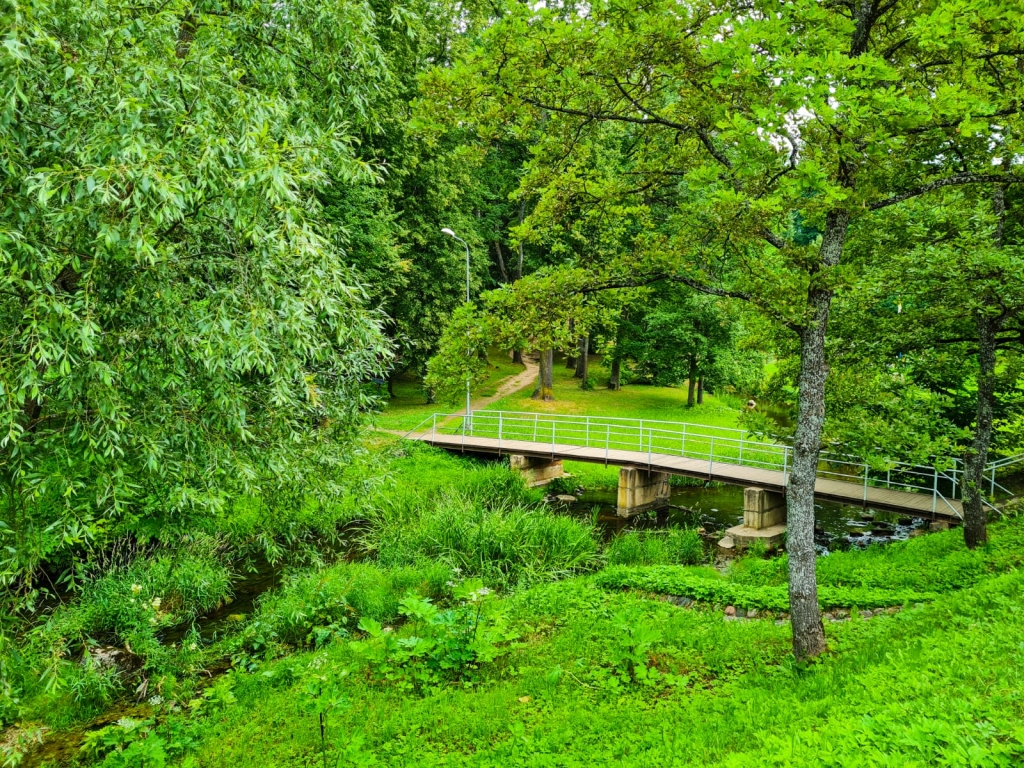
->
441, 228, 472, 430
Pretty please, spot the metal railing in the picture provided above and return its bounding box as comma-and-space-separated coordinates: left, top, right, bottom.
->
406, 411, 1024, 518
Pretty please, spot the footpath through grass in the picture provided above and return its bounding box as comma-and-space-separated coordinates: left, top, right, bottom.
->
24, 441, 1024, 768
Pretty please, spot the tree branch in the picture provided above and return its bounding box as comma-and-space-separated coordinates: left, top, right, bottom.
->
868, 173, 1024, 210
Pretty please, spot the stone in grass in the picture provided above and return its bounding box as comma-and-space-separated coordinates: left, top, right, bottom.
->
861, 609, 874, 619
735, 607, 747, 618
747, 608, 758, 619
718, 536, 736, 550
929, 521, 950, 532
724, 605, 736, 617
555, 494, 578, 503
674, 596, 693, 608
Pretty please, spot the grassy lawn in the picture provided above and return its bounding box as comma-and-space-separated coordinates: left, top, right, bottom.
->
490, 352, 744, 428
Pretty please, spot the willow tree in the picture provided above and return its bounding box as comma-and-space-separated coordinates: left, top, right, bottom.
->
0, 1, 392, 589
428, 0, 1024, 659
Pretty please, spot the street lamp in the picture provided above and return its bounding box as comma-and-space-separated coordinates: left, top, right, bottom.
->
441, 228, 472, 428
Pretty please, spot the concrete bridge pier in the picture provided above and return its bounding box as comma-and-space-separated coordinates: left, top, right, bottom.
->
723, 487, 787, 550
510, 454, 564, 488
617, 467, 671, 517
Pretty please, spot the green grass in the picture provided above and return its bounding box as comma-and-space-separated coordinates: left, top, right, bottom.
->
105, 518, 1024, 768
489, 352, 745, 428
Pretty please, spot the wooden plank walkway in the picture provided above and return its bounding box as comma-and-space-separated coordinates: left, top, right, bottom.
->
408, 432, 964, 520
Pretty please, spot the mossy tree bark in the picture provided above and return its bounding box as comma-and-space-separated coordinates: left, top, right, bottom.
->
532, 348, 554, 401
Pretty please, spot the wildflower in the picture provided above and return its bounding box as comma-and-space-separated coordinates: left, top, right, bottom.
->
452, 567, 463, 574
131, 584, 142, 594
148, 695, 164, 707
151, 597, 162, 609
188, 642, 198, 651
149, 616, 158, 625
117, 718, 139, 730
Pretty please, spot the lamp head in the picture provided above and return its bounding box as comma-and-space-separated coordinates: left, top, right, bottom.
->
441, 228, 456, 237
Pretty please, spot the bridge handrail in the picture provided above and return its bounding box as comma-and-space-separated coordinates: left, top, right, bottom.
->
403, 410, 1022, 514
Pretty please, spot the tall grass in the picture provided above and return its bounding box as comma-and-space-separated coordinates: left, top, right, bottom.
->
364, 492, 599, 588
605, 528, 705, 567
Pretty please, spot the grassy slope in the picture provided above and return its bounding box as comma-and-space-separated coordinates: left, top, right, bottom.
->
176, 519, 1024, 767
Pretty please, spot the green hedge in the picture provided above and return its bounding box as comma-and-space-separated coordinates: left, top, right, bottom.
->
595, 566, 938, 610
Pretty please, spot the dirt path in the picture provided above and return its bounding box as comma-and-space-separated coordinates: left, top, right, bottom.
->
384, 355, 538, 437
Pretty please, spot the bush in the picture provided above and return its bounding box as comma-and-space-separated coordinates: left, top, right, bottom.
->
605, 528, 705, 567
240, 561, 453, 654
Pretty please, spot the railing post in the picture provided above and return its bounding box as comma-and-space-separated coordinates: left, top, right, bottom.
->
709, 436, 715, 474
952, 466, 958, 499
863, 464, 869, 503
932, 466, 938, 514
782, 447, 788, 487
681, 423, 687, 457
606, 424, 610, 462
739, 439, 744, 466
991, 466, 996, 497
498, 412, 502, 453
639, 419, 644, 453
648, 429, 653, 465
585, 416, 590, 447
533, 413, 538, 442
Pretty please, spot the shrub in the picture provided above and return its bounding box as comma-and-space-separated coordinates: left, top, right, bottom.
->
240, 561, 452, 654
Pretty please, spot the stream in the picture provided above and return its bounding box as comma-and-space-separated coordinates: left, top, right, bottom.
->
566, 482, 934, 554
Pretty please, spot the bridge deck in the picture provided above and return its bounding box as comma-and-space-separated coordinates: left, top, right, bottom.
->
409, 432, 963, 520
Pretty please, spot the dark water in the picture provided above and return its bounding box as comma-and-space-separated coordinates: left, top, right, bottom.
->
565, 483, 932, 555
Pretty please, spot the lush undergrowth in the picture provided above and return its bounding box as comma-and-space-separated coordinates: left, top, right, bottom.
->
8, 442, 1024, 768
51, 519, 1024, 768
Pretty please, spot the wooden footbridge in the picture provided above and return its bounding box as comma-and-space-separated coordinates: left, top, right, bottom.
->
405, 411, 1023, 526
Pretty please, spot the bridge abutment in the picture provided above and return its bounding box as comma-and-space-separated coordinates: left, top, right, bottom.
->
510, 454, 564, 488
617, 468, 671, 517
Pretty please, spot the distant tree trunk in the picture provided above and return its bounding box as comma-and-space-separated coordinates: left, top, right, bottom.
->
608, 358, 621, 390
963, 312, 1001, 549
787, 209, 850, 662
697, 376, 704, 405
565, 319, 577, 368
574, 336, 589, 386
387, 372, 397, 399
512, 350, 524, 365
532, 348, 554, 401
425, 386, 435, 405
493, 240, 509, 283
686, 357, 697, 407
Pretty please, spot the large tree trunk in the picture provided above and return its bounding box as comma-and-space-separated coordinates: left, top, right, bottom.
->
697, 376, 704, 405
963, 313, 1001, 549
574, 336, 589, 386
686, 357, 697, 407
963, 185, 1008, 549
512, 350, 524, 365
608, 358, 621, 390
787, 209, 849, 662
532, 348, 554, 401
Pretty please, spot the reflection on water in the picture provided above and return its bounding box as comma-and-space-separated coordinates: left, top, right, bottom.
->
568, 482, 932, 555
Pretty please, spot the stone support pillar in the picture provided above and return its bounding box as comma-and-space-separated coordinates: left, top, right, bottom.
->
510, 454, 564, 488
743, 488, 787, 530
617, 468, 671, 517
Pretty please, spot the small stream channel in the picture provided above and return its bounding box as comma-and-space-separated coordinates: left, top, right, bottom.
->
564, 482, 937, 554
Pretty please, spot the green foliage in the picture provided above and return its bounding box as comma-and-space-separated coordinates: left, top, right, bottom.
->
350, 582, 517, 692
1, 0, 391, 593
604, 528, 705, 567
595, 566, 938, 611
240, 562, 452, 657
